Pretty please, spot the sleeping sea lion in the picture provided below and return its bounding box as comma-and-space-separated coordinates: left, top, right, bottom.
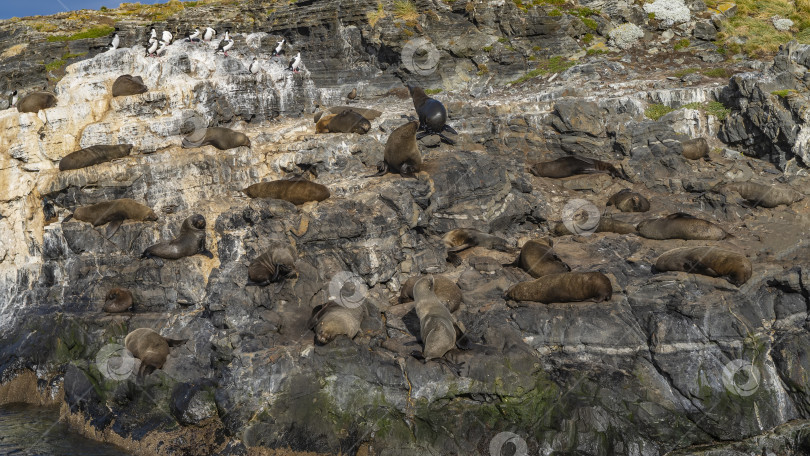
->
400, 274, 462, 312
243, 178, 330, 205
551, 217, 637, 236
413, 277, 458, 360
681, 138, 709, 160
315, 109, 371, 134
308, 301, 366, 344
71, 198, 158, 238
315, 113, 337, 133
16, 91, 57, 113
506, 272, 613, 304
313, 106, 381, 123
408, 86, 458, 145
181, 127, 251, 150
124, 328, 185, 379
714, 181, 804, 208
654, 247, 752, 286
59, 144, 133, 171
607, 189, 650, 212
530, 156, 629, 180
103, 288, 133, 313
142, 214, 213, 260
367, 120, 422, 177
442, 228, 514, 266
248, 241, 298, 286
514, 238, 570, 278
112, 75, 148, 97
636, 213, 729, 240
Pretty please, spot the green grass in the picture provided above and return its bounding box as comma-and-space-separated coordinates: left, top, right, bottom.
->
425, 88, 443, 95
44, 51, 87, 72
673, 67, 699, 77
582, 33, 594, 44
483, 46, 493, 52
645, 103, 674, 120
571, 6, 600, 17
586, 48, 607, 56
682, 102, 704, 110
393, 0, 418, 21
706, 0, 810, 57
47, 26, 115, 42
549, 8, 562, 16
702, 67, 731, 78
582, 17, 598, 30
674, 39, 690, 51
706, 101, 730, 119
771, 89, 793, 98
510, 56, 576, 84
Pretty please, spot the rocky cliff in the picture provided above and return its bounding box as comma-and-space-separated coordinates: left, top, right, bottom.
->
2, 1, 810, 455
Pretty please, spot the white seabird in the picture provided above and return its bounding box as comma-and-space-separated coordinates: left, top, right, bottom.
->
203, 27, 216, 43
273, 39, 285, 56
109, 33, 119, 50
287, 52, 301, 73
249, 57, 259, 74
147, 40, 159, 56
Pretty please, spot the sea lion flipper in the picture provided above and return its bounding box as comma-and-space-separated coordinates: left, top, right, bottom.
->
442, 124, 458, 135
438, 133, 456, 145
415, 131, 430, 141
364, 161, 389, 178
63, 214, 74, 223
201, 248, 214, 259
105, 219, 123, 239
447, 243, 473, 253
447, 252, 463, 266
165, 338, 187, 347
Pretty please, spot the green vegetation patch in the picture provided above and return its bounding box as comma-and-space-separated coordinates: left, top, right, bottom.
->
425, 88, 443, 94
707, 0, 810, 57
674, 38, 690, 51
706, 101, 731, 119
673, 67, 699, 77
47, 26, 115, 42
510, 56, 576, 84
645, 103, 675, 120
702, 67, 731, 78
772, 89, 794, 98
586, 48, 607, 56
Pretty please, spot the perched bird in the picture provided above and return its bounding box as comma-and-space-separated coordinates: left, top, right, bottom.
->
249, 57, 259, 74
203, 27, 216, 43
273, 38, 285, 56
287, 52, 301, 73
162, 29, 173, 45
217, 38, 234, 57
109, 33, 119, 50
156, 40, 168, 57
148, 27, 157, 44
347, 87, 357, 101
187, 28, 201, 43
146, 40, 159, 57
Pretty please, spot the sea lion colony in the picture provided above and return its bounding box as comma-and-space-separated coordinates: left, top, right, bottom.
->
15, 27, 802, 378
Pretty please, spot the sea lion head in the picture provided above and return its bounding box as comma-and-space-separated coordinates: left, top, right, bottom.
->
189, 214, 206, 230
412, 275, 435, 301
103, 287, 133, 312
144, 208, 159, 222
352, 116, 372, 134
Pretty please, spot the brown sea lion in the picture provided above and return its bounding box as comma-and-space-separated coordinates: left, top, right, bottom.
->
715, 181, 804, 208
103, 288, 133, 313
59, 144, 133, 171
607, 189, 650, 212
530, 156, 629, 180
315, 113, 337, 133
408, 86, 458, 145
347, 88, 357, 101
142, 214, 213, 260
681, 138, 709, 160
313, 106, 381, 123
442, 228, 514, 265
514, 238, 570, 278
243, 178, 330, 205
367, 120, 422, 177
400, 274, 462, 312
552, 217, 637, 236
181, 127, 251, 150
111, 75, 148, 97
506, 272, 613, 304
16, 91, 57, 113
71, 198, 158, 238
654, 247, 752, 286
124, 328, 185, 378
413, 277, 458, 360
317, 109, 371, 134
308, 301, 366, 344
636, 213, 729, 240
248, 241, 297, 286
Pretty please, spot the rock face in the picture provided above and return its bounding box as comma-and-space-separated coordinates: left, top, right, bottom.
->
2, 2, 810, 456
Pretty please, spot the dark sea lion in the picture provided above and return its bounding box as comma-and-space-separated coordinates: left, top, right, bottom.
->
142, 214, 213, 260
552, 217, 637, 236
654, 247, 752, 286
16, 91, 57, 113
313, 106, 381, 123
636, 213, 729, 240
408, 86, 457, 145
315, 109, 371, 134
243, 178, 330, 205
59, 144, 133, 171
367, 120, 422, 177
530, 156, 629, 180
514, 238, 570, 278
103, 288, 133, 313
248, 241, 298, 286
400, 274, 462, 313
607, 189, 650, 212
681, 138, 709, 160
181, 127, 251, 150
715, 181, 804, 208
71, 198, 158, 238
506, 272, 613, 304
308, 301, 366, 344
124, 328, 185, 378
111, 75, 148, 97
413, 277, 458, 360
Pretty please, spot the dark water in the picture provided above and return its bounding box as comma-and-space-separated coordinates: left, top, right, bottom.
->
0, 403, 130, 456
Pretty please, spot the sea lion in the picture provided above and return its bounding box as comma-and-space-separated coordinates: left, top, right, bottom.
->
315, 109, 371, 134
103, 288, 133, 313
142, 214, 213, 260
443, 228, 514, 265
681, 138, 709, 160
111, 75, 148, 97
248, 241, 297, 286
181, 127, 251, 150
16, 91, 57, 113
506, 272, 613, 304
400, 274, 462, 312
308, 301, 366, 344
551, 217, 637, 236
71, 198, 158, 238
714, 181, 804, 208
607, 189, 650, 212
347, 88, 357, 101
654, 247, 752, 286
313, 106, 381, 123
367, 120, 422, 177
408, 85, 458, 145
59, 144, 133, 171
413, 277, 458, 360
514, 238, 570, 278
636, 213, 729, 240
124, 328, 185, 379
243, 178, 330, 205
530, 156, 629, 180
